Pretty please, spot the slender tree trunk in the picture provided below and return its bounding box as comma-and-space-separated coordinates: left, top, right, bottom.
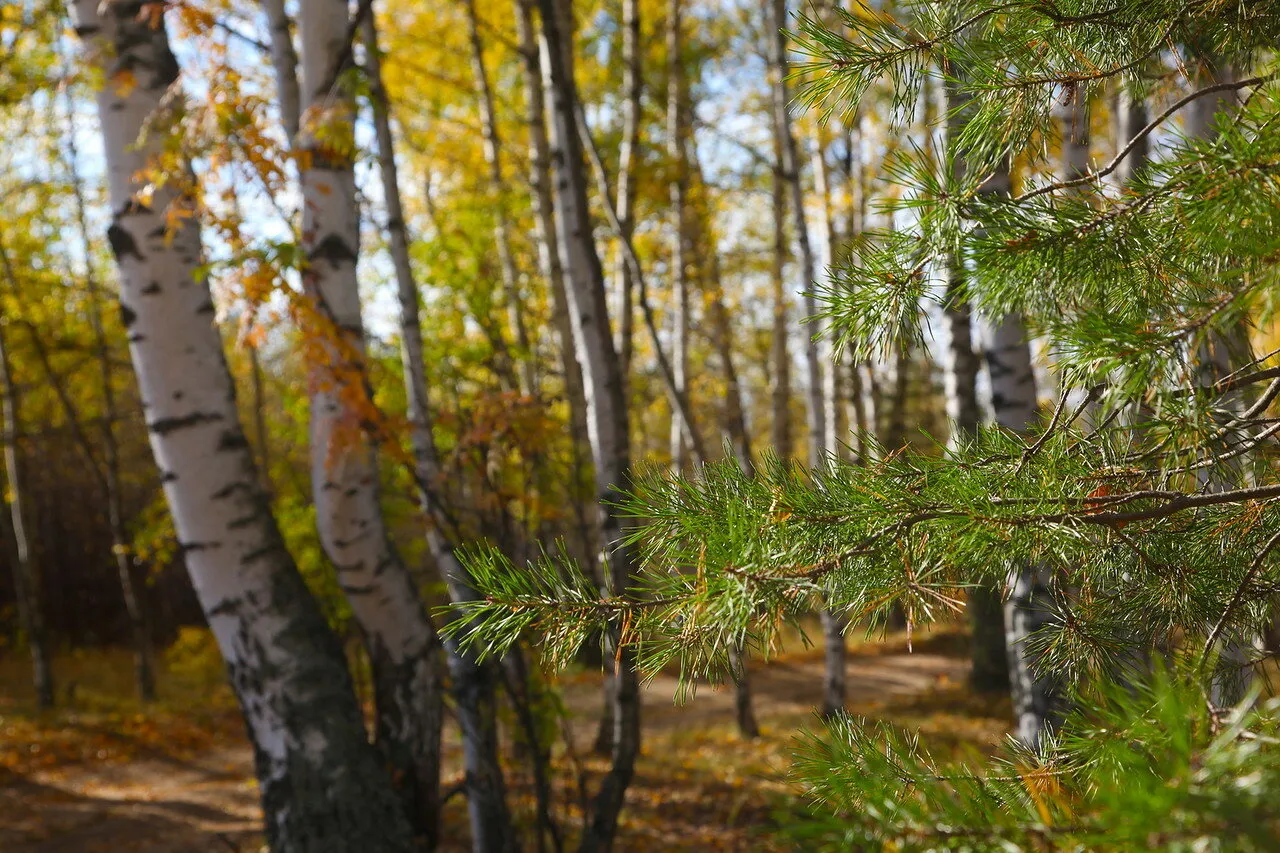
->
514, 0, 607, 754
295, 3, 453, 846
536, 0, 641, 845
71, 4, 414, 848
1185, 61, 1257, 708
614, 0, 641, 387
1114, 87, 1149, 189
688, 154, 752, 470
810, 129, 849, 716
63, 103, 158, 703
361, 14, 518, 851
0, 320, 53, 710
464, 0, 537, 398
666, 0, 691, 470
976, 159, 1059, 745
768, 0, 823, 467
943, 76, 1008, 695
769, 133, 792, 460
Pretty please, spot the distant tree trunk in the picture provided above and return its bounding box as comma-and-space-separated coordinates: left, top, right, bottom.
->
362, 13, 518, 851
944, 76, 1008, 695
1185, 61, 1257, 709
71, 3, 414, 848
514, 0, 606, 755
811, 132, 850, 716
768, 0, 823, 467
0, 319, 53, 710
614, 0, 641, 387
465, 0, 537, 398
537, 0, 641, 845
689, 172, 752, 469
769, 134, 792, 461
64, 103, 158, 703
295, 3, 454, 845
977, 159, 1059, 746
1114, 87, 1149, 189
883, 340, 909, 451
666, 0, 691, 470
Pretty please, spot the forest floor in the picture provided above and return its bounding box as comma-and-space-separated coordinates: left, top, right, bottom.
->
0, 625, 1011, 852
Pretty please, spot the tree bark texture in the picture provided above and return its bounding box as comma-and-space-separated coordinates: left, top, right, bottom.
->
72, 3, 415, 848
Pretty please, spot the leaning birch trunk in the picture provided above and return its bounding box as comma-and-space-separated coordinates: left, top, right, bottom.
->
614, 0, 641, 385
0, 319, 54, 709
768, 0, 846, 713
943, 75, 1008, 694
71, 4, 414, 848
361, 14, 518, 850
464, 0, 537, 398
295, 2, 450, 845
537, 0, 641, 846
666, 0, 691, 470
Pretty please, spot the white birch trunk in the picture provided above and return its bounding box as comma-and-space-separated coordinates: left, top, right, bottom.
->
613, 0, 641, 384
71, 3, 414, 848
362, 15, 517, 850
537, 0, 641, 844
295, 2, 448, 844
967, 158, 1060, 746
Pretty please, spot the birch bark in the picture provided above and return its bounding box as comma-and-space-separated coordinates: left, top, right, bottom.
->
536, 0, 641, 844
614, 0, 641, 385
362, 13, 517, 849
295, 1, 450, 844
71, 3, 414, 847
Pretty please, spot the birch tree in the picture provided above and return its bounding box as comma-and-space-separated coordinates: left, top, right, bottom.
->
361, 10, 518, 849
294, 0, 464, 844
614, 0, 641, 385
70, 2, 414, 848
534, 0, 641, 843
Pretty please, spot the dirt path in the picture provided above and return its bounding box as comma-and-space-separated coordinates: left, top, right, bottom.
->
0, 649, 973, 852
